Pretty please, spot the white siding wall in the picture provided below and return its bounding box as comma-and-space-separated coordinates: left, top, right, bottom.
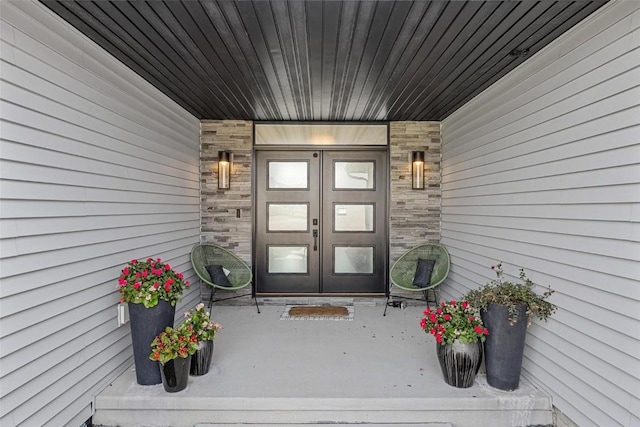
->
0, 2, 201, 426
440, 3, 640, 427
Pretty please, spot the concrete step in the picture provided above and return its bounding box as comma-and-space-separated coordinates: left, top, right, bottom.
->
93, 305, 552, 427
196, 424, 453, 427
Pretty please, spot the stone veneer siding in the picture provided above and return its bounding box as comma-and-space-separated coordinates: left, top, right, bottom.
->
389, 122, 442, 262
199, 120, 442, 299
200, 120, 253, 263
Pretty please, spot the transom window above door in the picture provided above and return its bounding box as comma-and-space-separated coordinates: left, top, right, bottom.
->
255, 123, 388, 146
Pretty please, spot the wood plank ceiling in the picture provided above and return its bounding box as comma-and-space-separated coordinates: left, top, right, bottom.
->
41, 1, 607, 121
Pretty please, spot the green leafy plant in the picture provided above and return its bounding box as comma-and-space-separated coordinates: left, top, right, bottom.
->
420, 300, 488, 345
118, 258, 189, 308
149, 324, 199, 364
183, 303, 221, 342
465, 262, 557, 325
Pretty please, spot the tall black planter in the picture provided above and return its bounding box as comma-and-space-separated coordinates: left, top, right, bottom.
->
481, 303, 528, 391
128, 300, 175, 385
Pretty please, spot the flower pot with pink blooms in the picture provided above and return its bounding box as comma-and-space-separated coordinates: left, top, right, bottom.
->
420, 300, 488, 388
183, 303, 221, 376
117, 257, 190, 385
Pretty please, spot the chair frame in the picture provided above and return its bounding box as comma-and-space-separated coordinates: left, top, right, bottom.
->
384, 243, 450, 316
190, 243, 260, 313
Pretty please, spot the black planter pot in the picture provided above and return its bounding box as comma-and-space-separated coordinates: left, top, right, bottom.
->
128, 300, 175, 385
160, 357, 191, 392
436, 340, 483, 388
481, 303, 528, 391
190, 340, 214, 376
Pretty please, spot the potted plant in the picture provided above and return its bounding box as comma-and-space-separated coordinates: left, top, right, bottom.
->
183, 303, 221, 376
420, 300, 488, 388
149, 324, 199, 392
464, 262, 556, 391
118, 257, 190, 385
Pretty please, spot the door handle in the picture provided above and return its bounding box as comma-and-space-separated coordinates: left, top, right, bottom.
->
312, 229, 318, 251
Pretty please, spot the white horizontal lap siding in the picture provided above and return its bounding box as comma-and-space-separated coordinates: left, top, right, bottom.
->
0, 2, 201, 427
441, 3, 640, 427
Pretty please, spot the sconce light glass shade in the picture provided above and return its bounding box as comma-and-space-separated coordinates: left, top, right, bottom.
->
412, 151, 425, 189
218, 151, 231, 189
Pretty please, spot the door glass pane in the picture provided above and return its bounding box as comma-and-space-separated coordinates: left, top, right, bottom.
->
268, 246, 308, 273
269, 204, 308, 231
334, 247, 374, 274
335, 162, 374, 189
334, 204, 374, 232
269, 161, 308, 189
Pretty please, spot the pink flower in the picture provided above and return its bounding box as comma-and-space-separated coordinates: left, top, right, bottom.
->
122, 267, 130, 275
118, 277, 127, 286
133, 282, 141, 290
165, 264, 171, 271
443, 314, 451, 321
141, 270, 148, 278
153, 282, 160, 289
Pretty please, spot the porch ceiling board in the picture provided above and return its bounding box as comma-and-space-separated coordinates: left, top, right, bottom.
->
40, 0, 607, 121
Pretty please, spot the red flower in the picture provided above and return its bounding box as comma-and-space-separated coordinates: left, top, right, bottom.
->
133, 282, 141, 290
118, 277, 127, 286
474, 326, 484, 334
450, 300, 456, 305
484, 328, 489, 335
469, 315, 475, 321
153, 282, 160, 289
443, 314, 451, 321
122, 267, 130, 275
141, 270, 148, 278
165, 283, 171, 292
165, 264, 171, 271
130, 259, 138, 264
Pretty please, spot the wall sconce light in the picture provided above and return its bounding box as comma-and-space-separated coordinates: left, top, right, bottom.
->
412, 151, 425, 189
218, 151, 231, 189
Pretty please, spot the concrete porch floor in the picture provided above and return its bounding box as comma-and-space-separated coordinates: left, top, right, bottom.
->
93, 301, 553, 427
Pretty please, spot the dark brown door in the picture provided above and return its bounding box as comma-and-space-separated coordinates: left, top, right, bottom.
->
255, 149, 387, 294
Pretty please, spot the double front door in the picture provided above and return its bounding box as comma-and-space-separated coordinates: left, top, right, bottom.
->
255, 149, 387, 294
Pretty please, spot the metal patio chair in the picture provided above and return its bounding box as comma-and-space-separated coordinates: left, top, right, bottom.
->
190, 243, 260, 313
384, 243, 450, 316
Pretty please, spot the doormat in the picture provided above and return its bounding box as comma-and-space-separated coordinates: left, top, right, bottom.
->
280, 305, 354, 321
